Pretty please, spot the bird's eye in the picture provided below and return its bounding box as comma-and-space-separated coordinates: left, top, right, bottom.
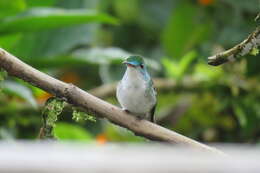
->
140, 64, 144, 68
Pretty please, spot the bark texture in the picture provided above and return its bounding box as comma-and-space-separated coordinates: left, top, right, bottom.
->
208, 27, 260, 66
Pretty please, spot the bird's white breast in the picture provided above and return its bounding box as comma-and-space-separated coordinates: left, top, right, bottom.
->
116, 67, 156, 116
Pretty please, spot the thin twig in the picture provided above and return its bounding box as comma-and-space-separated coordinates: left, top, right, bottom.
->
0, 48, 225, 155
208, 26, 260, 66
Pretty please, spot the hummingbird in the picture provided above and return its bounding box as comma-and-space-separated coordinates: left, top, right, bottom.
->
116, 55, 157, 122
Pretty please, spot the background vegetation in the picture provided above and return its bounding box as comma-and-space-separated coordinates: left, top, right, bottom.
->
0, 0, 259, 144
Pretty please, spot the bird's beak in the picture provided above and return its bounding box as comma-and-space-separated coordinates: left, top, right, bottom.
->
123, 61, 136, 68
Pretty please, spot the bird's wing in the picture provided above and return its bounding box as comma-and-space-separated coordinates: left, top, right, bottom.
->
150, 78, 157, 95
150, 102, 157, 123
148, 78, 157, 123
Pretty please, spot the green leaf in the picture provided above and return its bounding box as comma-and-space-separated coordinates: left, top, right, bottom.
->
162, 51, 196, 79
162, 58, 179, 78
2, 81, 37, 108
233, 103, 247, 128
250, 47, 259, 56
161, 2, 212, 58
54, 122, 93, 141
0, 33, 22, 50
0, 0, 26, 19
0, 7, 119, 34
9, 0, 102, 58
40, 97, 65, 139
11, 24, 98, 59
26, 0, 57, 7
178, 51, 197, 76
72, 108, 96, 123
42, 97, 65, 127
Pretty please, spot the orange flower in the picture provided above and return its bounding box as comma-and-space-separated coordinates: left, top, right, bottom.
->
36, 91, 53, 104
198, 0, 214, 6
96, 134, 108, 145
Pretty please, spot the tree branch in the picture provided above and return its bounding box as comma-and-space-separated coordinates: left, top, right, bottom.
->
208, 26, 260, 66
0, 48, 225, 155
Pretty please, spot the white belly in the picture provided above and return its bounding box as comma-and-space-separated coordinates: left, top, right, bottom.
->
116, 80, 156, 116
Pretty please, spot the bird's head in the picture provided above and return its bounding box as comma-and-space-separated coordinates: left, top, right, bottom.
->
123, 55, 150, 80
123, 55, 145, 69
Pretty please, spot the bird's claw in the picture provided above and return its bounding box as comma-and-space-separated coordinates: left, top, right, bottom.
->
122, 108, 130, 114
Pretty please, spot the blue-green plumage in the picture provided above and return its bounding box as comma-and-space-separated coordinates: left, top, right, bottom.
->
116, 56, 157, 122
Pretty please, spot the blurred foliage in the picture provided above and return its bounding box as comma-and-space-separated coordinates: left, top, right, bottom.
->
39, 97, 65, 139
0, 7, 118, 34
162, 51, 197, 80
54, 122, 93, 141
72, 108, 96, 123
0, 0, 259, 144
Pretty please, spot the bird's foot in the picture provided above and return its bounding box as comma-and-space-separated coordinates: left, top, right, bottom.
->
122, 108, 130, 114
136, 115, 144, 121
122, 109, 146, 121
